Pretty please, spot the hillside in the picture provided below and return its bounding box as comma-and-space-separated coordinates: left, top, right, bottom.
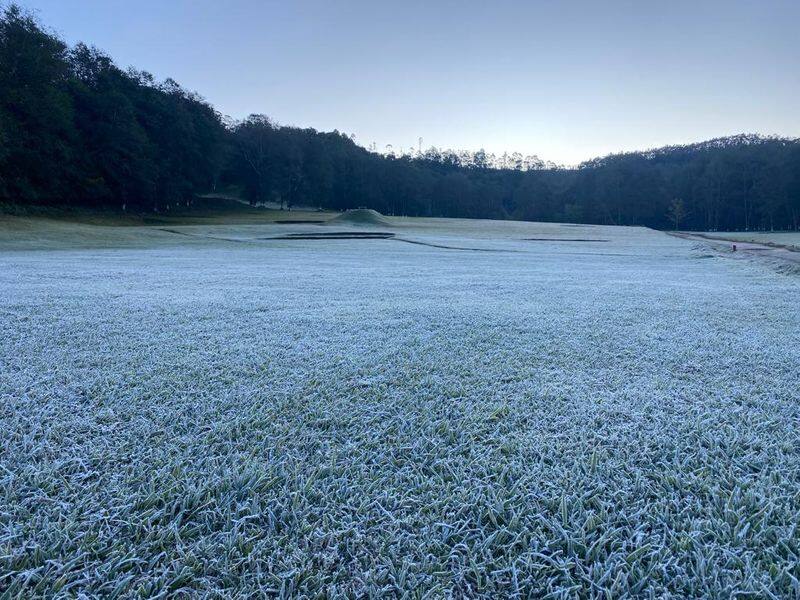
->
2, 4, 799, 231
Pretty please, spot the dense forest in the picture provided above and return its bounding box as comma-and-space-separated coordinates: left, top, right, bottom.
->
1, 4, 799, 230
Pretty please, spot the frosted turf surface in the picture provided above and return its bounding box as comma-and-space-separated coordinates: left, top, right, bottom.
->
1, 219, 799, 597
702, 230, 800, 249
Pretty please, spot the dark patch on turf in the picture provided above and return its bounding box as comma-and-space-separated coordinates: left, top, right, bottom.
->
268, 231, 395, 240
393, 238, 514, 252
273, 220, 328, 224
523, 238, 609, 242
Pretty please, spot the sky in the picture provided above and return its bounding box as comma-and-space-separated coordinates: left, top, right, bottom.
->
17, 0, 800, 165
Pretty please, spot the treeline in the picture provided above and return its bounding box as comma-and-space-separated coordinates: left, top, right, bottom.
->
2, 4, 799, 230
0, 5, 224, 211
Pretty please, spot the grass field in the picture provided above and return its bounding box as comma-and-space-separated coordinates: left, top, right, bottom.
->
699, 230, 800, 249
2, 215, 799, 597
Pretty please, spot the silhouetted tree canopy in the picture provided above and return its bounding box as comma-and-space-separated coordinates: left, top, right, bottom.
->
2, 4, 799, 230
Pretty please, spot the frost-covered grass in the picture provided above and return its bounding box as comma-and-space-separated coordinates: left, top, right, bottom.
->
1, 218, 800, 597
702, 230, 800, 249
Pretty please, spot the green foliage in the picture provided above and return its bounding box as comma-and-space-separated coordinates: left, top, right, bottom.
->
0, 3, 74, 201
0, 5, 225, 209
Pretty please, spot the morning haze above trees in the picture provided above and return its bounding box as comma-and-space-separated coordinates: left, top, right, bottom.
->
1, 4, 799, 231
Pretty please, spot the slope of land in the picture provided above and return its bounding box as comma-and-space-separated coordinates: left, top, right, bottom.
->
0, 202, 338, 251
673, 231, 800, 274
694, 230, 800, 249
1, 217, 799, 597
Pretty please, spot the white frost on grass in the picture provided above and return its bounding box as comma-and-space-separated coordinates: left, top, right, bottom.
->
1, 219, 799, 597
702, 230, 800, 249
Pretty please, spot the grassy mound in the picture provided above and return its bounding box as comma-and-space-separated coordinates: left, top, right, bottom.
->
328, 208, 392, 227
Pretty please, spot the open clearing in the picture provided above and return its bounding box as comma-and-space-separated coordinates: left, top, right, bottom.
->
1, 215, 800, 597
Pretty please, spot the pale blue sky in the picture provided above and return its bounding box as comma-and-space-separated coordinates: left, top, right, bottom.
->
18, 0, 800, 164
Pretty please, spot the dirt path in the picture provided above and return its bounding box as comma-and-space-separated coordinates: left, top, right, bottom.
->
670, 231, 800, 271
